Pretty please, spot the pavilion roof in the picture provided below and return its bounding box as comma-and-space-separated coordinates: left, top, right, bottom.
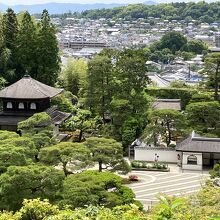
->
0, 75, 63, 99
176, 131, 220, 153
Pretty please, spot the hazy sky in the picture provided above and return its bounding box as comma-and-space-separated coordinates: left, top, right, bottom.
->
2, 0, 148, 5
0, 0, 206, 5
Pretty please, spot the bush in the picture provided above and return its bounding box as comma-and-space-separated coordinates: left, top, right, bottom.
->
168, 144, 176, 148
131, 160, 168, 170
209, 163, 220, 179
153, 163, 168, 169
51, 94, 76, 113
60, 170, 136, 209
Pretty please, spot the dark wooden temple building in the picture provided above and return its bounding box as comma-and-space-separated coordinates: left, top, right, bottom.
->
0, 75, 71, 135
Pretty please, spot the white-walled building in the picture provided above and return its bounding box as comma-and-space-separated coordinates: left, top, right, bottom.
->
176, 131, 220, 170
133, 131, 220, 171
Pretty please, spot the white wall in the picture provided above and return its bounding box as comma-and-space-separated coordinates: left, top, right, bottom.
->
134, 147, 179, 163
182, 152, 202, 170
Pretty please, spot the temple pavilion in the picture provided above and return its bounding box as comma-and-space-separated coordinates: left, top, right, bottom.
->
0, 75, 71, 135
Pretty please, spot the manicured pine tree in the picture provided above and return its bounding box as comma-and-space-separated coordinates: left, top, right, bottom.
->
36, 9, 60, 86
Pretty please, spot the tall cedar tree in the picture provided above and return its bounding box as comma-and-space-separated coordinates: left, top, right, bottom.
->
36, 10, 60, 86
87, 54, 113, 120
2, 8, 18, 83
204, 53, 220, 101
0, 17, 8, 78
16, 12, 37, 78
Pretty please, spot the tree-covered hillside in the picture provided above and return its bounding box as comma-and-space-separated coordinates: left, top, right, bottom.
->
79, 2, 220, 23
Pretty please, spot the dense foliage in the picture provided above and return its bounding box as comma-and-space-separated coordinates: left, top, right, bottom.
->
79, 2, 220, 23
148, 31, 207, 64
0, 181, 219, 219
0, 9, 60, 85
0, 114, 134, 211
186, 101, 220, 136
203, 53, 220, 101
147, 109, 187, 146
83, 49, 151, 152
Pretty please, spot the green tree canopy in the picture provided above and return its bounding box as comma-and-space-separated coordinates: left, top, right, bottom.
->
148, 109, 187, 146
185, 101, 220, 136
1, 8, 18, 83
18, 113, 56, 161
61, 170, 135, 209
86, 53, 113, 120
15, 11, 37, 78
35, 10, 60, 85
59, 58, 87, 96
84, 137, 130, 173
0, 165, 64, 211
183, 39, 207, 54
39, 142, 92, 176
203, 53, 220, 101
159, 31, 187, 53
0, 131, 36, 173
65, 109, 94, 142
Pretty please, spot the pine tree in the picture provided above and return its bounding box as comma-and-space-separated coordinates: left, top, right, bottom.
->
36, 9, 60, 86
16, 12, 37, 78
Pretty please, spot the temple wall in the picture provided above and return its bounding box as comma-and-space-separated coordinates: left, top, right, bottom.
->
182, 152, 202, 170
134, 147, 179, 163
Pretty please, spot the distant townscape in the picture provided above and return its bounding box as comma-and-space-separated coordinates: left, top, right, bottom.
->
0, 2, 220, 219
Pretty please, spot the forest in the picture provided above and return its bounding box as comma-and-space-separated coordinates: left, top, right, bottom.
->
71, 2, 220, 24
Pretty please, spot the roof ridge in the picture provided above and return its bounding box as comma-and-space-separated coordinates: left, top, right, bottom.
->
191, 130, 220, 142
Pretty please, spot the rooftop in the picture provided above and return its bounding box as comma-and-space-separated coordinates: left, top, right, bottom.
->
0, 75, 63, 99
152, 99, 181, 111
176, 131, 220, 153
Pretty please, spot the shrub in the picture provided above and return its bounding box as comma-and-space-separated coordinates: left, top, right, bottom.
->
168, 144, 176, 148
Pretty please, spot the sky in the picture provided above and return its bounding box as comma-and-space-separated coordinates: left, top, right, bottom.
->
2, 0, 147, 5
2, 0, 214, 5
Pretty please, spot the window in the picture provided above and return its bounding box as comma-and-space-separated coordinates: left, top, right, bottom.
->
18, 102, 24, 109
30, 103, 36, 110
6, 102, 13, 109
187, 155, 197, 165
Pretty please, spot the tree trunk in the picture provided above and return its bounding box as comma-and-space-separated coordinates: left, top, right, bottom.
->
35, 154, 39, 162
98, 160, 102, 172
78, 129, 83, 142
63, 163, 68, 177
214, 60, 220, 101
166, 121, 172, 146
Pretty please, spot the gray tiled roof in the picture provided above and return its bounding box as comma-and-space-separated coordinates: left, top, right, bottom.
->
176, 131, 220, 153
0, 75, 63, 99
45, 106, 71, 125
153, 99, 181, 111
0, 106, 71, 126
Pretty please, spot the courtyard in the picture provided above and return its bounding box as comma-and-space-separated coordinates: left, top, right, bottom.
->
128, 168, 209, 209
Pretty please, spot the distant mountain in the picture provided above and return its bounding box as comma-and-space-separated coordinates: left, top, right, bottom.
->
144, 1, 157, 5
0, 2, 127, 14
